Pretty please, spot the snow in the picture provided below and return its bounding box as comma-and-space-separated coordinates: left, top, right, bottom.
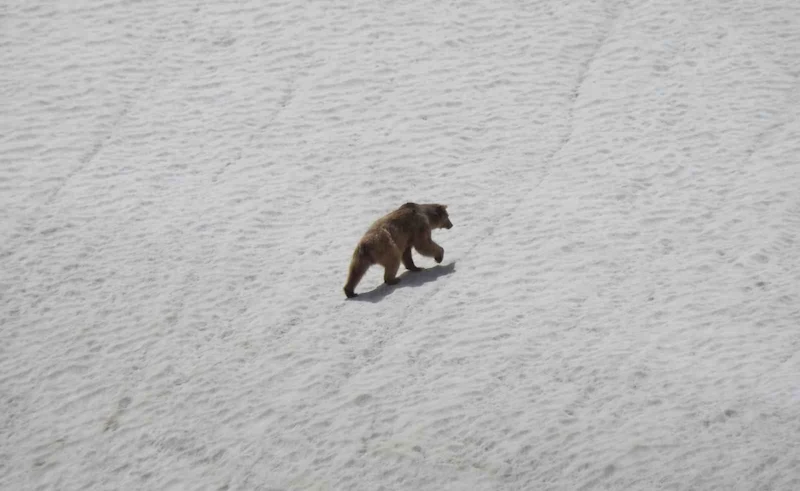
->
2, 0, 800, 489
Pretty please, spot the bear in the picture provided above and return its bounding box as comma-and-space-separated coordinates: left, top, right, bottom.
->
343, 202, 453, 298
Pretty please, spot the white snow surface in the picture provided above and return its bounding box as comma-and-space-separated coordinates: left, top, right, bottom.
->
3, 0, 800, 489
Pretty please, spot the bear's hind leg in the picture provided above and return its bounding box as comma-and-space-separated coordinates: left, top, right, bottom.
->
344, 255, 371, 298
383, 257, 401, 285
373, 244, 403, 286
402, 247, 422, 272
375, 248, 402, 286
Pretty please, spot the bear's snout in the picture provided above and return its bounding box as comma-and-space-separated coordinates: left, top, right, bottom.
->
445, 220, 453, 229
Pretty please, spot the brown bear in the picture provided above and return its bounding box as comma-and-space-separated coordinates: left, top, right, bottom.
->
343, 202, 453, 298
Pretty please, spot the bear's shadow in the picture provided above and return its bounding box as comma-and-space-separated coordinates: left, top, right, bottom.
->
349, 262, 456, 303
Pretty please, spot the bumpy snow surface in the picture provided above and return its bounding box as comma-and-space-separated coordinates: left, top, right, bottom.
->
3, 0, 800, 489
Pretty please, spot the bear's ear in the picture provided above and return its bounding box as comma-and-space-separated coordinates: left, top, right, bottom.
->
442, 204, 448, 209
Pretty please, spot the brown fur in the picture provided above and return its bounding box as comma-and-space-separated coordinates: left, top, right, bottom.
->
344, 202, 453, 298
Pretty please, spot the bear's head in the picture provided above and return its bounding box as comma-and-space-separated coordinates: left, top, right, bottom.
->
429, 204, 452, 230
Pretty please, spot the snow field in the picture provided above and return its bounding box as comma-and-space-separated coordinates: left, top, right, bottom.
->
2, 0, 800, 489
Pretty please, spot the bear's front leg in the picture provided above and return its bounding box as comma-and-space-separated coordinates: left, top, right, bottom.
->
414, 232, 444, 264
402, 247, 422, 272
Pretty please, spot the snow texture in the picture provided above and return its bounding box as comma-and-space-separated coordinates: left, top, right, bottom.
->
2, 0, 800, 489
